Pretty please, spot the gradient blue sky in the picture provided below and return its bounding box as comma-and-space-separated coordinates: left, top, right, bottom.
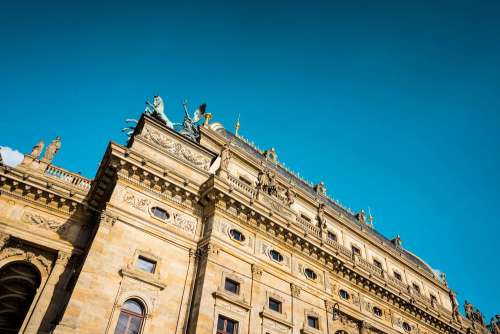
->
1, 0, 499, 317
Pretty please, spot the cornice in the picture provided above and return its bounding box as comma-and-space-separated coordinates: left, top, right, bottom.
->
199, 183, 466, 334
0, 166, 86, 214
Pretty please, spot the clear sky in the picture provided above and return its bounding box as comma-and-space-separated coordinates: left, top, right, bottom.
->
1, 0, 499, 317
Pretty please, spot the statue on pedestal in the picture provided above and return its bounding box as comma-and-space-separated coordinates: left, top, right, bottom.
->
42, 137, 61, 163
30, 139, 45, 159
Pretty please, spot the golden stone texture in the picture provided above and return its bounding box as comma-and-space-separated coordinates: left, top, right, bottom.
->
0, 114, 481, 334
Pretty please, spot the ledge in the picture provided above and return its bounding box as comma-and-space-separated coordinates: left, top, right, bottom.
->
212, 291, 251, 311
260, 310, 293, 328
120, 268, 166, 290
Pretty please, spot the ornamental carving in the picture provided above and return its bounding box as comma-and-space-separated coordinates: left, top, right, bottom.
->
257, 168, 294, 207
171, 213, 196, 234
0, 244, 52, 274
22, 212, 67, 233
122, 191, 151, 212
143, 126, 210, 170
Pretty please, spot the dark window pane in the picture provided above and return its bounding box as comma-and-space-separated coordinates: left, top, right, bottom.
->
114, 313, 129, 334
151, 207, 169, 220
270, 250, 283, 262
122, 300, 143, 315
304, 268, 317, 280
136, 256, 156, 274
327, 231, 337, 241
128, 316, 142, 334
308, 316, 319, 329
351, 246, 361, 255
229, 229, 245, 242
269, 298, 281, 313
339, 289, 350, 300
224, 278, 239, 294
217, 317, 225, 330
373, 260, 382, 269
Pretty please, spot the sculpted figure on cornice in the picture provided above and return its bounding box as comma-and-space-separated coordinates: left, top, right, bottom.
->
257, 169, 277, 196
357, 209, 366, 225
490, 318, 500, 334
317, 203, 327, 229
30, 139, 45, 159
449, 290, 462, 323
42, 136, 61, 163
219, 143, 231, 173
465, 301, 474, 320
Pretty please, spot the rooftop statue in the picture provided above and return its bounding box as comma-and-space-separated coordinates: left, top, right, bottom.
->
42, 137, 61, 163
145, 95, 175, 129
30, 139, 45, 159
179, 101, 206, 142
449, 290, 462, 324
490, 318, 500, 334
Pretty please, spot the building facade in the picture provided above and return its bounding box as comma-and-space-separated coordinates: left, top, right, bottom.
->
0, 102, 495, 334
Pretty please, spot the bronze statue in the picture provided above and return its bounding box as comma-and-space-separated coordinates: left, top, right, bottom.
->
42, 137, 61, 163
30, 139, 45, 159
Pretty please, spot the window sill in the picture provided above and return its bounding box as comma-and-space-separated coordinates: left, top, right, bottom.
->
120, 268, 166, 290
212, 290, 251, 311
260, 310, 293, 328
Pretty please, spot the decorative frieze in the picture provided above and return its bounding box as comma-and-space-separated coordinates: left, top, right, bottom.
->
142, 126, 211, 171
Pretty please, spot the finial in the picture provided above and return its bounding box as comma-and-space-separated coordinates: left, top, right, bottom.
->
368, 207, 374, 227
235, 114, 240, 137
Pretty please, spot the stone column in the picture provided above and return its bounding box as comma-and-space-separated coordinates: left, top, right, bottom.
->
24, 251, 70, 334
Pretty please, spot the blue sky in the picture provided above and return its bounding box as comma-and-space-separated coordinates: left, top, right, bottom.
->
1, 0, 499, 317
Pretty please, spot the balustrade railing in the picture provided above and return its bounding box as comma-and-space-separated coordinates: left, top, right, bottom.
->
45, 165, 92, 191
226, 173, 257, 197
357, 257, 384, 278
324, 237, 353, 258
295, 216, 321, 237
388, 275, 408, 291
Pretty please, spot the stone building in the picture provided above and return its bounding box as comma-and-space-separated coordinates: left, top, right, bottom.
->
0, 99, 493, 334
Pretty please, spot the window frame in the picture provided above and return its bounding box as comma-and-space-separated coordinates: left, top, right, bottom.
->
339, 289, 350, 300
373, 259, 383, 270
373, 306, 383, 317
307, 315, 319, 329
113, 299, 145, 334
327, 231, 337, 242
229, 228, 246, 242
224, 278, 240, 295
304, 268, 317, 280
351, 245, 361, 256
393, 270, 402, 281
268, 297, 282, 313
269, 249, 284, 263
217, 315, 239, 334
135, 256, 156, 274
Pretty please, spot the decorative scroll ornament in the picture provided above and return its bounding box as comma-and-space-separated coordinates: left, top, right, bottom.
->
172, 213, 196, 234
143, 126, 210, 171
22, 212, 67, 233
122, 191, 151, 212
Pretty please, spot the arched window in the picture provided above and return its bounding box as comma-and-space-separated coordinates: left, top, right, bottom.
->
0, 261, 41, 333
114, 299, 145, 334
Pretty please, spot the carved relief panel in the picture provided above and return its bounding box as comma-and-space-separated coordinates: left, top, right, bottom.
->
113, 186, 199, 237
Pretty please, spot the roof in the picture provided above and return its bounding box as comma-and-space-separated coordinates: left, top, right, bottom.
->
222, 130, 437, 277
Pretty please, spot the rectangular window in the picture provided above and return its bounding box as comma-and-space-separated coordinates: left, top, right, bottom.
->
300, 214, 311, 222
136, 256, 156, 273
327, 231, 337, 241
239, 176, 252, 185
224, 278, 240, 295
373, 259, 382, 269
307, 315, 319, 329
412, 283, 421, 294
393, 271, 402, 281
217, 315, 238, 334
351, 245, 361, 256
268, 298, 282, 313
